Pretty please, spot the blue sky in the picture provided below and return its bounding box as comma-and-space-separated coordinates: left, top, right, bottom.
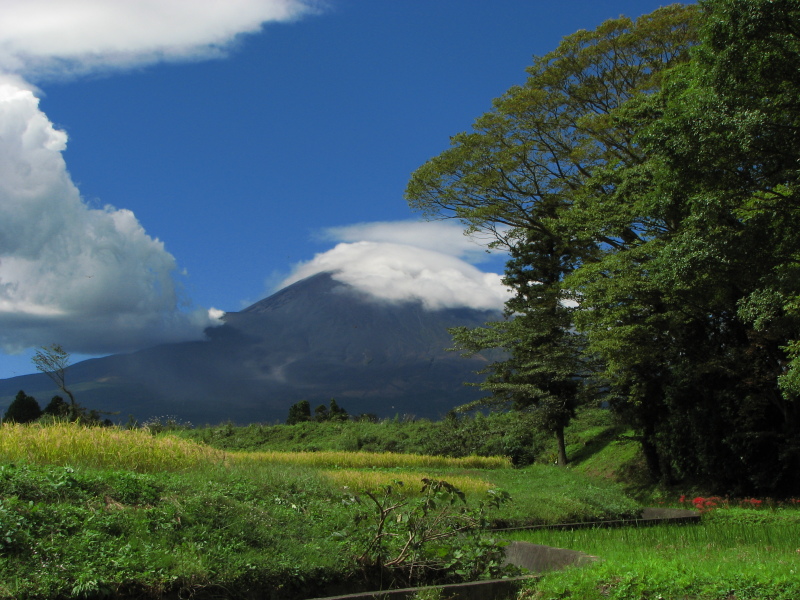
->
0, 0, 686, 378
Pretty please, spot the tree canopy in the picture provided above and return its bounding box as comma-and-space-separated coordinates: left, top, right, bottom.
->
407, 3, 699, 468
407, 1, 800, 494
4, 390, 42, 424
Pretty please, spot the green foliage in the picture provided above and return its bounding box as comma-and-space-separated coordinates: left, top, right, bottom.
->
563, 0, 800, 495
406, 5, 699, 470
312, 398, 349, 423
180, 412, 546, 465
404, 0, 800, 495
3, 391, 41, 424
0, 415, 644, 599
449, 233, 587, 467
347, 478, 514, 587
42, 395, 69, 417
0, 460, 356, 600
510, 507, 800, 600
286, 399, 311, 425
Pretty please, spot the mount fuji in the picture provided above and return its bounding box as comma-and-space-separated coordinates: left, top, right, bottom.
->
0, 272, 503, 424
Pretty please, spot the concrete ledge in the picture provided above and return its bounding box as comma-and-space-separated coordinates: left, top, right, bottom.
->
492, 507, 700, 533
309, 541, 595, 600
503, 541, 599, 572
306, 576, 534, 600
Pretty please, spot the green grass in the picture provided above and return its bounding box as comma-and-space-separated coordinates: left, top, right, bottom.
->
0, 420, 640, 599
506, 508, 800, 599
7, 409, 796, 599
0, 460, 358, 599
177, 411, 546, 465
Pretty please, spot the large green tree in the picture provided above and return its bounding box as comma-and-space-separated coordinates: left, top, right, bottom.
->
406, 5, 698, 465
286, 400, 312, 425
569, 0, 800, 494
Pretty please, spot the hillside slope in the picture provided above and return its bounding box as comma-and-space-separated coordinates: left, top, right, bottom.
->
0, 272, 503, 423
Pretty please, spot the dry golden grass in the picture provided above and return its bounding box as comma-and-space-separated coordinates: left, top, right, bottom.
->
0, 422, 224, 472
320, 469, 493, 495
227, 450, 510, 469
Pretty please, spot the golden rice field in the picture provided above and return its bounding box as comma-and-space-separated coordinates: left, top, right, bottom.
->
227, 449, 511, 470
0, 424, 512, 488
0, 422, 225, 472
320, 469, 493, 495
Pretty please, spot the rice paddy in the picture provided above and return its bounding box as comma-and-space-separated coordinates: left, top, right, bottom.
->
319, 468, 493, 495
0, 422, 225, 472
0, 422, 510, 478
505, 508, 800, 600
227, 449, 511, 470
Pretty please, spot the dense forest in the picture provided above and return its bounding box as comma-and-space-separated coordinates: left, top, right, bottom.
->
406, 0, 800, 496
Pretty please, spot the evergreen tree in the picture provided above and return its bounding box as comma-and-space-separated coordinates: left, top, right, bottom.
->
328, 398, 349, 422
314, 403, 329, 422
286, 400, 311, 425
451, 230, 585, 465
4, 390, 42, 424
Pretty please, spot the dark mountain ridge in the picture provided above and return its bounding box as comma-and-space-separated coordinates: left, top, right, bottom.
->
0, 272, 502, 424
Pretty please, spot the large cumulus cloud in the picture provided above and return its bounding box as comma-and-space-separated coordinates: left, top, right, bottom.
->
0, 0, 314, 354
0, 78, 222, 353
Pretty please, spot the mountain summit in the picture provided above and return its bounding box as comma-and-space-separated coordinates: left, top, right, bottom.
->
0, 272, 503, 424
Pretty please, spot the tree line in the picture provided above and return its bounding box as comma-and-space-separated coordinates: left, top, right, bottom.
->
406, 0, 800, 495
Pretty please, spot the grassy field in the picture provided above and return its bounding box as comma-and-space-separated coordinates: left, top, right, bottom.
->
0, 419, 637, 599
2, 411, 793, 599
506, 506, 800, 600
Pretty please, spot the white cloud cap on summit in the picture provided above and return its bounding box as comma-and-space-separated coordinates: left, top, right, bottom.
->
321, 220, 504, 265
0, 0, 316, 79
282, 237, 511, 311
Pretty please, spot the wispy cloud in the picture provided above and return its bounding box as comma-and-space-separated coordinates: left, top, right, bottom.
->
319, 220, 505, 264
282, 221, 511, 311
0, 0, 317, 80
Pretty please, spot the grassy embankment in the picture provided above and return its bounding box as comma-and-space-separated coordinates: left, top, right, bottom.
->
0, 418, 637, 600
3, 410, 797, 599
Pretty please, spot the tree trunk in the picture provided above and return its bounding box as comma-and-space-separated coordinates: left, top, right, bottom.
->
555, 426, 568, 467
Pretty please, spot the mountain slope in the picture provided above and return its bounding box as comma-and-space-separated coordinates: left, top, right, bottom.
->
0, 272, 503, 424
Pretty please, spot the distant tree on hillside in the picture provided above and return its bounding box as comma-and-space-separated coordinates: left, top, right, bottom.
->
314, 403, 329, 422
327, 398, 349, 422
33, 344, 78, 419
314, 398, 349, 422
43, 395, 70, 417
286, 400, 312, 425
4, 390, 42, 423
